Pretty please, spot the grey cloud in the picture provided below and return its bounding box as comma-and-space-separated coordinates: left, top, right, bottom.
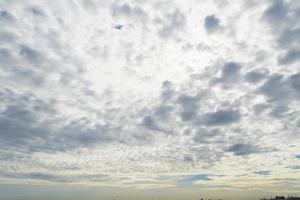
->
154, 105, 174, 118
227, 143, 261, 155
259, 73, 300, 102
253, 103, 269, 115
289, 73, 300, 93
183, 154, 194, 162
0, 31, 15, 43
262, 0, 300, 65
194, 128, 220, 143
278, 49, 300, 65
177, 94, 200, 121
111, 3, 147, 19
0, 48, 13, 64
202, 109, 241, 126
142, 116, 160, 131
19, 45, 42, 62
212, 62, 242, 87
0, 10, 15, 23
263, 0, 288, 24
28, 7, 44, 16
260, 74, 287, 101
269, 105, 289, 118
0, 90, 131, 153
157, 9, 186, 38
222, 62, 241, 78
277, 28, 300, 49
204, 15, 221, 33
244, 68, 268, 83
161, 80, 174, 102
291, 165, 300, 170
1, 171, 109, 183
253, 170, 270, 176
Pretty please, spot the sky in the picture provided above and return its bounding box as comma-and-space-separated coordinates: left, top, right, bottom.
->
0, 0, 300, 199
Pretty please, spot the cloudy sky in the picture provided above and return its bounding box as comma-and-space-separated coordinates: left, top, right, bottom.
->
0, 0, 300, 199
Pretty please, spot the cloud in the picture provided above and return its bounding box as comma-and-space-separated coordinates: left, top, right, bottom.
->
259, 73, 300, 102
202, 109, 241, 126
156, 9, 186, 38
177, 94, 200, 121
291, 165, 300, 170
212, 62, 242, 87
244, 68, 268, 83
177, 174, 212, 186
204, 15, 221, 33
253, 170, 270, 176
0, 0, 299, 191
262, 0, 300, 66
263, 0, 288, 24
222, 62, 241, 78
19, 45, 43, 62
111, 3, 147, 19
277, 28, 300, 49
0, 90, 132, 153
0, 10, 15, 23
227, 143, 266, 156
278, 49, 300, 65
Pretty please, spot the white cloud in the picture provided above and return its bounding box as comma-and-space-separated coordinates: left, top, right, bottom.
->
0, 0, 299, 194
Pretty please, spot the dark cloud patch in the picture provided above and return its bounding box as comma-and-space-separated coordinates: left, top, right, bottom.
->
263, 0, 288, 24
0, 48, 13, 64
253, 103, 269, 115
157, 9, 186, 38
291, 165, 300, 170
289, 73, 300, 93
1, 171, 109, 183
177, 94, 200, 121
259, 73, 300, 102
28, 7, 44, 16
253, 170, 270, 176
259, 74, 290, 102
269, 105, 289, 118
19, 45, 42, 62
142, 116, 160, 131
212, 62, 242, 87
202, 109, 241, 126
0, 10, 15, 23
222, 62, 241, 78
244, 68, 268, 83
194, 128, 219, 143
0, 90, 130, 153
204, 15, 221, 33
262, 0, 300, 65
278, 49, 300, 65
0, 31, 15, 43
227, 143, 261, 156
154, 105, 174, 118
183, 154, 194, 162
277, 28, 300, 49
295, 154, 300, 159
161, 80, 174, 102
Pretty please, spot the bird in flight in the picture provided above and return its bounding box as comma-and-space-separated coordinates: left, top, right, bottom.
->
113, 24, 124, 30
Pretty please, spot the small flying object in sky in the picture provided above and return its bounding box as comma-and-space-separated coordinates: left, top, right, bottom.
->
113, 24, 124, 30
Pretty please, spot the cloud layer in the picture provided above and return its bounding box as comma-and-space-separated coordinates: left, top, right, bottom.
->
0, 0, 299, 193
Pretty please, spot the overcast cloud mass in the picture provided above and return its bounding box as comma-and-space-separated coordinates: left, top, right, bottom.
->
0, 0, 300, 199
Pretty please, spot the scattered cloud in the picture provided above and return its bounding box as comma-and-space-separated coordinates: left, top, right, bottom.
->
253, 171, 270, 176
204, 15, 221, 33
0, 0, 299, 193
